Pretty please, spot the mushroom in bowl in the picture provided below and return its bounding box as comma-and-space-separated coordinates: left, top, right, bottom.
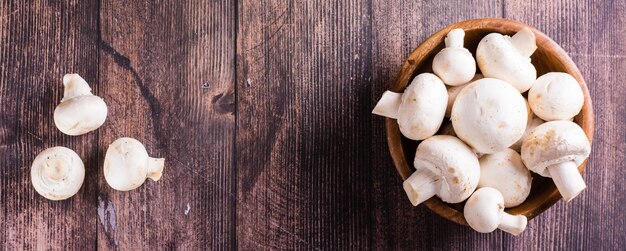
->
379, 18, 593, 226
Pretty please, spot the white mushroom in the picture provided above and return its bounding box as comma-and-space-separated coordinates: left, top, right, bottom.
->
372, 73, 447, 140
54, 74, 108, 135
403, 135, 480, 206
478, 149, 532, 208
451, 78, 528, 154
104, 137, 165, 191
445, 74, 483, 117
433, 28, 476, 86
511, 116, 544, 152
521, 121, 590, 202
476, 28, 537, 92
31, 147, 85, 200
464, 187, 528, 235
524, 98, 534, 124
528, 72, 584, 121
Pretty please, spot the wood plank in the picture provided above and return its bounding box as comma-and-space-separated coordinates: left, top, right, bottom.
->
98, 0, 236, 249
504, 0, 626, 249
0, 1, 99, 250
370, 1, 626, 250
370, 1, 507, 250
1, 1, 623, 249
236, 1, 372, 249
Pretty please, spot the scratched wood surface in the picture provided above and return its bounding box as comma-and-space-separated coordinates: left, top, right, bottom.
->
236, 0, 373, 249
97, 0, 236, 249
0, 1, 100, 250
0, 0, 625, 250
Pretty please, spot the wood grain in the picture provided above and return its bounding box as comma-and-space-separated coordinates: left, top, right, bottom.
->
386, 18, 595, 227
236, 0, 372, 249
0, 1, 99, 250
370, 1, 510, 250
503, 0, 626, 250
98, 0, 236, 249
0, 0, 625, 250
370, 0, 626, 250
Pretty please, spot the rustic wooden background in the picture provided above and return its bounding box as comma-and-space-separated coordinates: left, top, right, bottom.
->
0, 0, 624, 250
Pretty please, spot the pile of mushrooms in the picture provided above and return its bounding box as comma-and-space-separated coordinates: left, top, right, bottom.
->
373, 28, 590, 235
31, 74, 165, 201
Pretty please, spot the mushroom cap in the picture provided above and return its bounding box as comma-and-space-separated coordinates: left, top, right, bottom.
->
445, 74, 483, 117
433, 29, 476, 86
478, 149, 532, 207
414, 135, 480, 203
104, 137, 154, 191
512, 98, 537, 149
451, 78, 528, 154
54, 95, 108, 136
397, 73, 448, 140
464, 187, 505, 233
511, 116, 544, 152
524, 98, 534, 124
521, 121, 591, 177
31, 147, 85, 200
476, 33, 537, 92
528, 72, 584, 121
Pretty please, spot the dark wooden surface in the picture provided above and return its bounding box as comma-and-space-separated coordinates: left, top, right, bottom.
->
0, 0, 624, 250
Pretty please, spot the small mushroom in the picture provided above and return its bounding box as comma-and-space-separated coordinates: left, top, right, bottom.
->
54, 74, 108, 135
521, 121, 590, 202
31, 147, 85, 200
528, 72, 584, 121
464, 187, 528, 235
104, 137, 165, 191
432, 28, 476, 86
511, 116, 544, 152
445, 74, 483, 117
478, 149, 532, 208
451, 78, 528, 154
403, 135, 480, 206
476, 28, 537, 92
372, 73, 447, 140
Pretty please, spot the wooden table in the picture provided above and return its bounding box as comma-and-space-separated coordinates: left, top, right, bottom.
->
1, 1, 624, 250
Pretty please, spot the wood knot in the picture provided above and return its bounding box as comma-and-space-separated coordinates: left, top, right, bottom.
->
212, 90, 235, 114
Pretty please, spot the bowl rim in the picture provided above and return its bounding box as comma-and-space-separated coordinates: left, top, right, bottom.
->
385, 18, 595, 226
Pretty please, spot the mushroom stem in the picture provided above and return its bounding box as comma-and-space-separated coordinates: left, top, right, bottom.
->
444, 28, 465, 48
147, 157, 165, 181
62, 74, 93, 101
498, 213, 528, 236
403, 169, 439, 206
510, 28, 537, 58
372, 91, 402, 119
547, 161, 586, 202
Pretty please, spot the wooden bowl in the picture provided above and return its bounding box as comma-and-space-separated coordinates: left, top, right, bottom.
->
386, 18, 594, 226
